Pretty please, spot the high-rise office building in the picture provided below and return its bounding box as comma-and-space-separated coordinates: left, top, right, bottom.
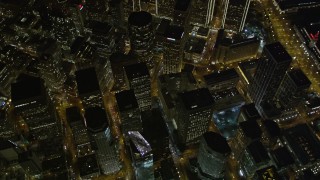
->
172, 0, 191, 27
163, 25, 185, 74
115, 90, 142, 134
204, 68, 240, 93
78, 154, 100, 179
128, 131, 154, 180
0, 109, 14, 139
11, 74, 59, 140
190, 0, 216, 27
66, 106, 93, 157
222, 0, 251, 32
124, 63, 151, 111
158, 0, 176, 19
197, 131, 231, 179
75, 67, 103, 108
128, 11, 154, 69
176, 88, 214, 144
84, 107, 121, 175
249, 42, 292, 111
274, 68, 311, 109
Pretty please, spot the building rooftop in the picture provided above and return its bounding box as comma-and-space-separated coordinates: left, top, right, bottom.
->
11, 74, 44, 103
174, 0, 191, 11
75, 67, 100, 95
203, 131, 231, 155
78, 154, 99, 177
184, 37, 206, 54
115, 90, 139, 112
42, 156, 65, 172
66, 106, 84, 125
164, 25, 184, 41
179, 88, 214, 110
263, 120, 281, 138
88, 21, 112, 36
256, 166, 280, 180
124, 63, 150, 80
283, 124, 320, 165
240, 103, 261, 121
247, 141, 270, 164
264, 42, 292, 63
239, 120, 262, 139
84, 107, 108, 133
288, 69, 311, 89
70, 36, 86, 54
204, 68, 239, 85
271, 147, 295, 168
109, 52, 136, 64
128, 11, 152, 27
156, 19, 171, 36
128, 131, 152, 157
275, 0, 320, 11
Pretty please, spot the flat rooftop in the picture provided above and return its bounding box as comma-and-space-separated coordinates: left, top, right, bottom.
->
240, 103, 260, 121
203, 131, 231, 155
271, 147, 295, 168
263, 120, 281, 138
78, 154, 99, 177
247, 141, 270, 164
239, 120, 262, 139
75, 67, 100, 95
66, 106, 84, 124
264, 42, 292, 63
184, 37, 206, 54
275, 0, 320, 11
11, 74, 44, 103
174, 0, 191, 11
204, 68, 239, 85
88, 21, 112, 36
84, 107, 108, 133
179, 88, 214, 110
288, 69, 311, 89
124, 63, 150, 80
115, 90, 138, 112
283, 124, 320, 165
128, 11, 152, 27
164, 25, 184, 41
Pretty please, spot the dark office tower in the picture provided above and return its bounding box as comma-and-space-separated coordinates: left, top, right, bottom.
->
274, 69, 311, 109
197, 132, 231, 179
70, 36, 96, 70
190, 0, 216, 27
163, 25, 185, 74
158, 0, 176, 19
75, 67, 103, 108
66, 106, 92, 157
84, 107, 121, 175
124, 63, 151, 111
85, 0, 108, 22
176, 88, 214, 144
116, 90, 142, 134
11, 74, 59, 140
173, 0, 191, 27
128, 11, 154, 70
37, 39, 67, 97
108, 0, 124, 27
239, 141, 271, 178
250, 42, 292, 108
78, 154, 100, 179
222, 0, 251, 32
237, 103, 260, 123
110, 52, 137, 91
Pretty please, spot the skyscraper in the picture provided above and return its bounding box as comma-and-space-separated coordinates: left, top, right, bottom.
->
249, 42, 292, 111
128, 11, 154, 69
274, 68, 311, 108
75, 67, 103, 108
124, 63, 151, 111
190, 0, 216, 27
115, 90, 142, 134
163, 25, 185, 74
11, 74, 59, 140
197, 131, 231, 179
222, 0, 251, 32
176, 88, 214, 144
